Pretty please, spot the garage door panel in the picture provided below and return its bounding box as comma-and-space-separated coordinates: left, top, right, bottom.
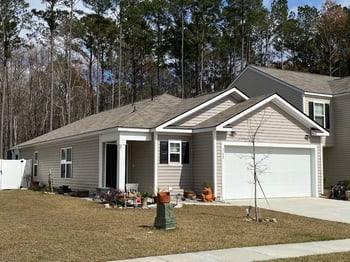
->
223, 146, 312, 199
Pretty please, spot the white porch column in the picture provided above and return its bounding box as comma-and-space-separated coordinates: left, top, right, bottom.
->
153, 132, 158, 195
117, 142, 126, 191
98, 139, 103, 187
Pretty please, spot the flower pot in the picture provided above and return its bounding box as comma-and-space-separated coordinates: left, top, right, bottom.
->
157, 192, 171, 203
201, 187, 214, 202
183, 190, 194, 199
32, 181, 39, 188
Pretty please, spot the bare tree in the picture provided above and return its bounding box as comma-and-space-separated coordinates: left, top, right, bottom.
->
246, 110, 270, 222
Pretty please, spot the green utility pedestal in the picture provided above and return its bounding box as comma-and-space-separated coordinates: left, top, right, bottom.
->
154, 203, 177, 230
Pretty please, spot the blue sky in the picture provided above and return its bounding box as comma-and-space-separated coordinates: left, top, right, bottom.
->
263, 0, 349, 12
29, 0, 349, 13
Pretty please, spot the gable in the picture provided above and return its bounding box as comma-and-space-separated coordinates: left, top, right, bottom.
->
173, 95, 239, 127
234, 67, 304, 110
227, 103, 314, 145
215, 93, 328, 137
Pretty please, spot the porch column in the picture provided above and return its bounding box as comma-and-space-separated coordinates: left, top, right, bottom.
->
117, 142, 126, 191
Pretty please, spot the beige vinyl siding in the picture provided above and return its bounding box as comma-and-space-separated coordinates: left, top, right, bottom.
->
324, 94, 350, 185
230, 104, 312, 144
215, 102, 323, 196
192, 132, 213, 194
157, 134, 192, 194
20, 136, 99, 191
175, 96, 238, 127
304, 95, 333, 146
215, 132, 225, 198
128, 141, 154, 194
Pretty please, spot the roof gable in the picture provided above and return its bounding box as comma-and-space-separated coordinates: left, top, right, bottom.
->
250, 66, 337, 95
215, 93, 329, 136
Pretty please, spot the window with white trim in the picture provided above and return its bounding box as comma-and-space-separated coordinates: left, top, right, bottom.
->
309, 102, 330, 129
61, 147, 72, 178
160, 140, 190, 164
169, 141, 181, 163
33, 151, 38, 177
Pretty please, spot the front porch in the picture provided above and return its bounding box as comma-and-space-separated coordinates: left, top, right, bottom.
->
98, 130, 155, 194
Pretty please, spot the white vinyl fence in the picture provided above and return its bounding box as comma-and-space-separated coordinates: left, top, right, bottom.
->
0, 159, 32, 190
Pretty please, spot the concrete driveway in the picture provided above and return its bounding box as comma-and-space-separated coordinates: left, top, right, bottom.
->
226, 197, 350, 224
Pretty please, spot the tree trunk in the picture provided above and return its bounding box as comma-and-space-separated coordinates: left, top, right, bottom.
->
0, 60, 7, 158
181, 4, 184, 99
50, 29, 54, 131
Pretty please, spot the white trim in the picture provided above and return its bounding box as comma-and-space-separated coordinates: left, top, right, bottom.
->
223, 141, 318, 149
168, 140, 182, 165
153, 128, 193, 134
60, 147, 72, 179
153, 132, 158, 195
16, 127, 151, 149
193, 127, 216, 133
212, 131, 217, 197
320, 141, 324, 195
116, 134, 126, 191
155, 88, 249, 131
98, 140, 103, 187
217, 94, 329, 137
304, 92, 333, 98
221, 141, 319, 198
117, 127, 150, 132
313, 102, 326, 127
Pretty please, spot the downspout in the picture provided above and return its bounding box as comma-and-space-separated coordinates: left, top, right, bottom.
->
153, 132, 158, 195
320, 140, 324, 197
212, 130, 217, 198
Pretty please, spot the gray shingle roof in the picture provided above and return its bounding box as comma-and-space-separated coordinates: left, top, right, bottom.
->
17, 92, 221, 147
251, 66, 338, 95
330, 77, 350, 95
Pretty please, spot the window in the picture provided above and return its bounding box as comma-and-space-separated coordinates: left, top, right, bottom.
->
309, 102, 330, 129
169, 141, 181, 163
61, 148, 72, 178
33, 151, 38, 177
159, 141, 190, 164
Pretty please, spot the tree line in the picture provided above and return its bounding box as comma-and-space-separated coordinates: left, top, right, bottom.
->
0, 0, 349, 158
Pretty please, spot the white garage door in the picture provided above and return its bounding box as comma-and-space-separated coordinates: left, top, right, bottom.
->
223, 146, 314, 199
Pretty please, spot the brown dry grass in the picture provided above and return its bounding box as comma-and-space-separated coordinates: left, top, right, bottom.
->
1, 190, 350, 262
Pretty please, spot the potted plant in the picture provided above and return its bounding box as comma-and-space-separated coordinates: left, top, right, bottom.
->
141, 192, 149, 207
344, 179, 350, 200
183, 189, 194, 199
201, 182, 214, 202
157, 190, 171, 203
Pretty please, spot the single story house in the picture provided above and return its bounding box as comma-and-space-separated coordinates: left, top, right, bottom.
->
14, 86, 328, 200
234, 65, 350, 186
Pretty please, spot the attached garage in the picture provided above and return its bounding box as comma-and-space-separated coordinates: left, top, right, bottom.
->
222, 144, 317, 200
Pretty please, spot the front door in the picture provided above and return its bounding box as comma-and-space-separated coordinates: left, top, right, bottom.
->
106, 144, 117, 188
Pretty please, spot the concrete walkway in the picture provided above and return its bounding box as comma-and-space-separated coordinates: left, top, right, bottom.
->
114, 198, 350, 262
115, 239, 350, 262
226, 197, 350, 224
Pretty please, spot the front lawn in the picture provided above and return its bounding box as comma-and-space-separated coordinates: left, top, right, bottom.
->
1, 190, 350, 262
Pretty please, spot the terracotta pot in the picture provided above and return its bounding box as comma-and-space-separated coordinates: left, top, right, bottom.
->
32, 181, 39, 188
157, 192, 171, 203
205, 194, 213, 202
